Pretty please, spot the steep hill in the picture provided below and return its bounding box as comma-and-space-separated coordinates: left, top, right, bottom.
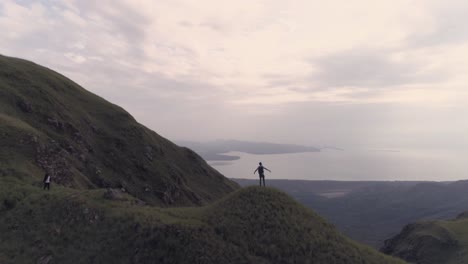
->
0, 54, 238, 206
381, 212, 468, 264
0, 182, 406, 264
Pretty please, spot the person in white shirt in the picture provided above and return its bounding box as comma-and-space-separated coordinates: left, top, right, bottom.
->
43, 173, 51, 190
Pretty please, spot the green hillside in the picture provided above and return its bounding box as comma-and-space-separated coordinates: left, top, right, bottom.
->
0, 55, 407, 263
381, 212, 468, 264
0, 181, 406, 264
0, 54, 238, 206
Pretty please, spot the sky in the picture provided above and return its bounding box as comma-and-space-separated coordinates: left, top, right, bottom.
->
1, 0, 467, 149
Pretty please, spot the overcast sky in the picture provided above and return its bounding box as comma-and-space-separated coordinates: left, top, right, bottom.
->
1, 0, 467, 149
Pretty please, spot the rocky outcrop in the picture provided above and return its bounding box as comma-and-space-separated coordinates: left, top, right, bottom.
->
103, 188, 126, 201
16, 99, 33, 113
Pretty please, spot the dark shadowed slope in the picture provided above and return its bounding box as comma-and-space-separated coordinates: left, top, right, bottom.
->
381, 211, 468, 264
0, 182, 406, 264
0, 54, 238, 206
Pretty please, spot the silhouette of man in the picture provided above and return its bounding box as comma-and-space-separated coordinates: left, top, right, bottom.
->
254, 162, 271, 187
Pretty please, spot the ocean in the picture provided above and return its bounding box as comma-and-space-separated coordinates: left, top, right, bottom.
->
209, 148, 467, 181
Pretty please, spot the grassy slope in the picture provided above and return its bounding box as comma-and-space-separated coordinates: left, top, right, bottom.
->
0, 54, 238, 206
0, 181, 406, 264
381, 214, 468, 264
440, 217, 468, 264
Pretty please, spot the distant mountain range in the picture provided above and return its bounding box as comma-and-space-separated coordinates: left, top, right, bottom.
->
233, 179, 468, 250
177, 140, 322, 161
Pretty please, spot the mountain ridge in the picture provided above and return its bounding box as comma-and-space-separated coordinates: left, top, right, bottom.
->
0, 54, 238, 206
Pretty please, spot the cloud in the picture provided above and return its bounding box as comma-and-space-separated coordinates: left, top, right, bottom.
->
309, 49, 446, 89
0, 0, 467, 147
407, 0, 468, 48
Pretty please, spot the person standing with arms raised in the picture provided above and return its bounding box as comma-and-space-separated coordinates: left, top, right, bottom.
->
254, 162, 271, 187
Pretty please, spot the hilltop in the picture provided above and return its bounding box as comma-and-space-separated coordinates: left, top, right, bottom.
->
0, 182, 405, 264
0, 54, 238, 206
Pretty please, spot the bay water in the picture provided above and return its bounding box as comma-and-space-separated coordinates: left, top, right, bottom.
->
209, 148, 467, 181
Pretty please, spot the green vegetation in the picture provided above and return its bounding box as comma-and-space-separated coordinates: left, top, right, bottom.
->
381, 212, 468, 264
0, 55, 407, 263
0, 54, 238, 206
0, 181, 405, 264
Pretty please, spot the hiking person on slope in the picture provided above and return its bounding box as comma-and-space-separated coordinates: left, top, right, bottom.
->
254, 162, 271, 187
43, 172, 51, 190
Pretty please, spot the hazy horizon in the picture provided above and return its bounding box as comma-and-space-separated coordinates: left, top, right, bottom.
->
1, 1, 467, 154
210, 149, 468, 181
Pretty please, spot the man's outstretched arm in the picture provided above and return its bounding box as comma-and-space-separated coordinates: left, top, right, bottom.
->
254, 168, 258, 174
264, 167, 271, 172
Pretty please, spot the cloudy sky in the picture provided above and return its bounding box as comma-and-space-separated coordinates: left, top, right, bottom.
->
1, 0, 467, 149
